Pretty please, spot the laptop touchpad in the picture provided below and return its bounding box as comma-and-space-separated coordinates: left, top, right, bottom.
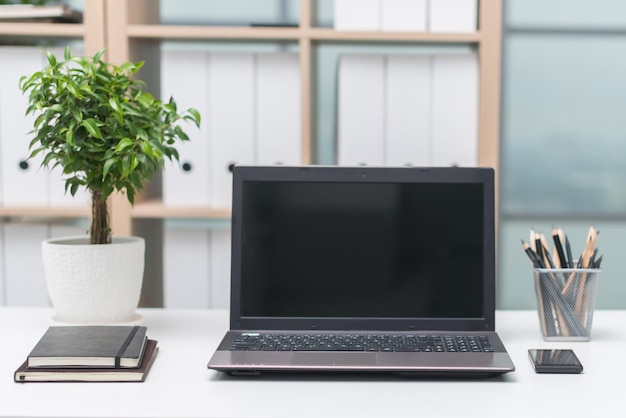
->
291, 352, 377, 366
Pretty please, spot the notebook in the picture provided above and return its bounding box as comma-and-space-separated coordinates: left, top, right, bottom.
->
207, 165, 515, 376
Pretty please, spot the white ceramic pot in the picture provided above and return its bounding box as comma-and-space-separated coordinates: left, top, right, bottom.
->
41, 236, 145, 324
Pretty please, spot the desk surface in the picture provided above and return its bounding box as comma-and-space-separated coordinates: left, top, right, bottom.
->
2, 308, 624, 418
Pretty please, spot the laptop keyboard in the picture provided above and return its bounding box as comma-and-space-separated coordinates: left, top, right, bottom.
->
229, 334, 495, 353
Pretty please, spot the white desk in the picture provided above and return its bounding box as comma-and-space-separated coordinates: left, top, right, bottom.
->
2, 308, 625, 418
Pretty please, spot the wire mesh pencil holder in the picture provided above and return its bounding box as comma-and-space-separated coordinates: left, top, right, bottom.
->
533, 268, 600, 341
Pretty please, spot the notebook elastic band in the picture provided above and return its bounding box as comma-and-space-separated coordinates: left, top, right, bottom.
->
115, 326, 140, 368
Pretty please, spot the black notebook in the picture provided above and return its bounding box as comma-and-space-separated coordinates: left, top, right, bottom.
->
28, 325, 148, 368
15, 339, 158, 383
208, 165, 515, 376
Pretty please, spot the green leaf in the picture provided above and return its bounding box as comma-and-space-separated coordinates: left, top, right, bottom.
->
72, 109, 82, 122
93, 49, 105, 63
137, 92, 154, 108
115, 137, 134, 153
70, 182, 80, 197
46, 51, 57, 66
82, 119, 103, 139
33, 114, 46, 129
126, 186, 135, 205
65, 129, 74, 146
108, 96, 121, 112
102, 158, 117, 179
187, 108, 201, 125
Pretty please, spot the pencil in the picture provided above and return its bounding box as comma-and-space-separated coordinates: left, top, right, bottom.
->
522, 240, 544, 268
552, 228, 567, 270
564, 234, 574, 268
539, 233, 555, 269
574, 226, 599, 321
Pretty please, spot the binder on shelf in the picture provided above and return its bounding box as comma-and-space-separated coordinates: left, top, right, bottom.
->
0, 224, 4, 305
210, 228, 231, 310
429, 0, 477, 33
334, 0, 380, 31
0, 47, 48, 206
255, 53, 301, 166
161, 50, 212, 207
431, 53, 478, 167
208, 53, 255, 207
209, 53, 255, 208
337, 55, 385, 166
3, 223, 49, 307
385, 55, 432, 167
381, 0, 427, 32
163, 227, 211, 309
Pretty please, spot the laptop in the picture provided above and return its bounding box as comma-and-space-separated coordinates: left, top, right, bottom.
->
208, 165, 515, 376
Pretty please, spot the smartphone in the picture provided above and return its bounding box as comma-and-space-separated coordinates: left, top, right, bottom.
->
528, 349, 583, 374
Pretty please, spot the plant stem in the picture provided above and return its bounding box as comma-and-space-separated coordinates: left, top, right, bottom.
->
91, 190, 111, 244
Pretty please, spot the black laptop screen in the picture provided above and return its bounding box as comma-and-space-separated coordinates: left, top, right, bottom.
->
236, 170, 490, 325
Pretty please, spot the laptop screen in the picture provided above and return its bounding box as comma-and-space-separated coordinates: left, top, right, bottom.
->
230, 166, 495, 332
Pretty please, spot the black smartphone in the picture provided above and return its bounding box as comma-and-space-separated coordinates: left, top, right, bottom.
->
528, 349, 583, 374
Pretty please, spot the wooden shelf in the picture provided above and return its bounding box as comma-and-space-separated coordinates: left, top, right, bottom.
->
0, 22, 84, 37
0, 205, 89, 218
306, 28, 482, 43
127, 24, 302, 40
126, 24, 482, 44
132, 200, 231, 219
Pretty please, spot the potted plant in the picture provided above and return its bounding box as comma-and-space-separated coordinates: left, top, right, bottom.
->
20, 47, 200, 323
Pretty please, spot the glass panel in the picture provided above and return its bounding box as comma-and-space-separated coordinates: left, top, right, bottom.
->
498, 219, 625, 309
501, 35, 626, 216
315, 0, 334, 28
65, 0, 84, 10
507, 0, 626, 28
160, 0, 299, 26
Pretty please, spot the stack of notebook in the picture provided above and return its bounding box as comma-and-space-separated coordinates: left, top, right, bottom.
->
14, 325, 158, 383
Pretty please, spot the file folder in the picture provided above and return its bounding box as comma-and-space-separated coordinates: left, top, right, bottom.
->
429, 0, 477, 33
385, 55, 432, 166
163, 226, 211, 308
0, 224, 4, 305
0, 47, 48, 205
337, 55, 385, 166
334, 0, 380, 31
161, 49, 212, 207
431, 53, 478, 167
210, 228, 231, 310
209, 54, 255, 208
255, 53, 301, 166
3, 223, 49, 306
381, 0, 427, 32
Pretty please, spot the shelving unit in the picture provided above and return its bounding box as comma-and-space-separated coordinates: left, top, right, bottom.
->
0, 0, 502, 308
105, 0, 502, 227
